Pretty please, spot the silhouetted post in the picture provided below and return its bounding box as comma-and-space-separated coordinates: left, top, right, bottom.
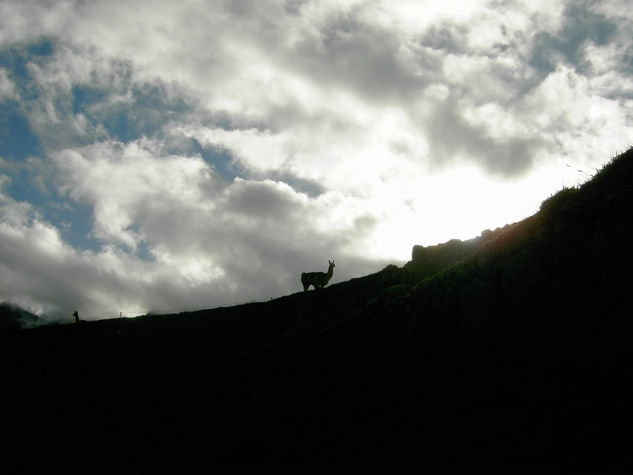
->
73, 310, 79, 323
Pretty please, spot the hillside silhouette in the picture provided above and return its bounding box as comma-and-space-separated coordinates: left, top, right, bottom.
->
0, 302, 39, 333
1, 148, 632, 470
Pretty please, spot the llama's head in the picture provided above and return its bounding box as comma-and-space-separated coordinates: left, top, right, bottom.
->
329, 259, 335, 269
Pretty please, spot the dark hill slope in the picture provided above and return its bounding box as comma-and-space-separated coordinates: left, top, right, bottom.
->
0, 302, 39, 333
2, 148, 632, 470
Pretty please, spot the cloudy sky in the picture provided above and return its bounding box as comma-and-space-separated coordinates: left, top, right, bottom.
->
1, 0, 631, 319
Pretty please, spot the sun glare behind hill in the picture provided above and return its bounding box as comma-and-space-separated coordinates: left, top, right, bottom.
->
370, 158, 595, 260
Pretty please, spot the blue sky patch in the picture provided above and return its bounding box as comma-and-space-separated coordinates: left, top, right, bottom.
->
47, 200, 102, 252
529, 4, 618, 75
0, 100, 42, 160
71, 85, 109, 115
0, 38, 55, 101
192, 139, 243, 183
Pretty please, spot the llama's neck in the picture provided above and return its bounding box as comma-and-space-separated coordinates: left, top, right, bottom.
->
325, 265, 334, 281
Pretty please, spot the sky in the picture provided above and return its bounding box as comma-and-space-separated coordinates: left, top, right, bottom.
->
0, 0, 632, 320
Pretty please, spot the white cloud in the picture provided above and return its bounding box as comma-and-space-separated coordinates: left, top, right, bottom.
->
1, 1, 632, 318
0, 176, 148, 316
525, 65, 633, 166
54, 140, 217, 249
3, 139, 386, 316
0, 0, 74, 44
0, 68, 17, 100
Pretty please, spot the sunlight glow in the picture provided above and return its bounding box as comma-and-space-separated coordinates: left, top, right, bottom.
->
369, 159, 585, 260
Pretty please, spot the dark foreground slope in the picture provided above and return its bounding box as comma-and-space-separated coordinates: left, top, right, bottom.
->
2, 149, 632, 471
0, 302, 40, 332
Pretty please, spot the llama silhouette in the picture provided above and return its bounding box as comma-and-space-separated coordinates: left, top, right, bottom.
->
301, 260, 335, 291
73, 309, 79, 323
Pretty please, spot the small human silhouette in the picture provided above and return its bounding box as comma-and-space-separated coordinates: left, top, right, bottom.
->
73, 310, 79, 323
